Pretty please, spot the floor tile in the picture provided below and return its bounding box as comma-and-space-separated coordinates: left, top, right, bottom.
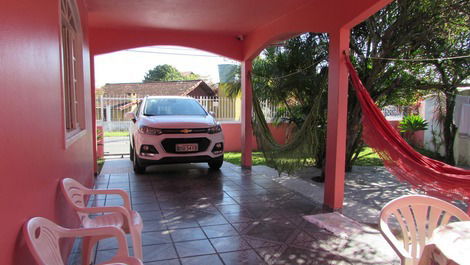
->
210, 236, 251, 252
142, 220, 168, 232
139, 210, 164, 221
169, 227, 207, 242
196, 214, 229, 226
201, 224, 238, 238
174, 239, 216, 257
133, 202, 160, 212
180, 254, 223, 265
144, 258, 181, 265
142, 231, 173, 245
142, 243, 178, 262
219, 249, 266, 265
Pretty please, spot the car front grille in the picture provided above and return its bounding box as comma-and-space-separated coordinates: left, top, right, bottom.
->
161, 137, 211, 154
160, 128, 209, 134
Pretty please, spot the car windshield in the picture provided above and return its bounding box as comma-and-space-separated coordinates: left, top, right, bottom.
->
143, 98, 207, 116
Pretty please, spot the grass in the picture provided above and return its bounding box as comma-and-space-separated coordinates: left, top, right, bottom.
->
224, 146, 445, 168
224, 152, 267, 166
224, 148, 385, 167
353, 147, 384, 166
104, 131, 129, 137
96, 158, 105, 175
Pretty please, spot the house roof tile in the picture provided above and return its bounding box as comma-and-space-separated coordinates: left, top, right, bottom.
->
99, 80, 214, 97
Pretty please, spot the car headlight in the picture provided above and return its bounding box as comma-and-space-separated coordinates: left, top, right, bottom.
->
208, 124, 222, 134
138, 126, 162, 135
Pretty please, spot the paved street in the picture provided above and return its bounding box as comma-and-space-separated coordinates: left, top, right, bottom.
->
104, 136, 129, 156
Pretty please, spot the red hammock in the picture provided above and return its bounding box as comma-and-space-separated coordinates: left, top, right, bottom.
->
345, 55, 470, 202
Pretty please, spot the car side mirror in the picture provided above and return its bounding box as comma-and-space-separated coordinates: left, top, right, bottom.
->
209, 111, 215, 117
125, 112, 137, 123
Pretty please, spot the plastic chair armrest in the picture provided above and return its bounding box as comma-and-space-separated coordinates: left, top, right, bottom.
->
79, 205, 132, 221
62, 226, 130, 257
87, 189, 132, 210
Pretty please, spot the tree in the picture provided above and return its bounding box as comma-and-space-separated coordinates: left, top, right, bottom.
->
407, 0, 470, 164
251, 34, 329, 169
143, 64, 200, 82
223, 0, 469, 172
348, 0, 469, 167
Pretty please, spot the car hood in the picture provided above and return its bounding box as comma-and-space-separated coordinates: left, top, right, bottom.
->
139, 115, 217, 128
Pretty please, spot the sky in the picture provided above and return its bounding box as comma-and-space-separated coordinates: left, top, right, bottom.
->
94, 46, 239, 88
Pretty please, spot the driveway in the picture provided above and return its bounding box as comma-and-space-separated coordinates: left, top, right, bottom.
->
104, 136, 129, 156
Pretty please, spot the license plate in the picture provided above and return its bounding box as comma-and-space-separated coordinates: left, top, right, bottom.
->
175, 143, 198, 152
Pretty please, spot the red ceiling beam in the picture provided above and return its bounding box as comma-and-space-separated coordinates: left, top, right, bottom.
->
89, 27, 244, 60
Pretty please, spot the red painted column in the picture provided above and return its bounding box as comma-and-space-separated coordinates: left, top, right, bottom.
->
324, 28, 350, 210
241, 60, 253, 168
90, 54, 98, 174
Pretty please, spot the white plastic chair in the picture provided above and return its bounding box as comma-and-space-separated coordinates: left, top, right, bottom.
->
23, 217, 143, 265
379, 195, 470, 265
61, 178, 143, 264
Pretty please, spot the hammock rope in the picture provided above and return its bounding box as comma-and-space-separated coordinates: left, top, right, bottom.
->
344, 54, 470, 201
252, 93, 322, 175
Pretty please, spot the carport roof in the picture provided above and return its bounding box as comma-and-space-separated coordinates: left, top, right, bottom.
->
86, 0, 392, 59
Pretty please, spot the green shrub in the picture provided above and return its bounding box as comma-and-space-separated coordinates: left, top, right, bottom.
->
399, 115, 428, 133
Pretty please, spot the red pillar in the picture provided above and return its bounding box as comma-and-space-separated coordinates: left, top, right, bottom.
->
241, 60, 253, 168
324, 28, 350, 210
90, 55, 98, 175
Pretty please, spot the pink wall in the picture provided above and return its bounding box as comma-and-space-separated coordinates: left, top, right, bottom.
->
0, 0, 94, 264
222, 121, 422, 152
221, 122, 290, 152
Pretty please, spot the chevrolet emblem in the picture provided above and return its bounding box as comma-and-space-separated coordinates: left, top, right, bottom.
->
181, 129, 192, 134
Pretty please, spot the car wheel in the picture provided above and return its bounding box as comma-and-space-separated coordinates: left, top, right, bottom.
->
130, 144, 134, 162
208, 156, 223, 170
133, 149, 146, 174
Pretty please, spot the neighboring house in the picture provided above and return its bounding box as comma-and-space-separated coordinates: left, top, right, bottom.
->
97, 80, 217, 127
99, 80, 216, 97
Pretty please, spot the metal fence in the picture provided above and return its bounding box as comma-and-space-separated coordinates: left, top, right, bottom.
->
96, 95, 404, 132
96, 95, 277, 132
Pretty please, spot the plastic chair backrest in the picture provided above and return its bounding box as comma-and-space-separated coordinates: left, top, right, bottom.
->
61, 178, 91, 223
24, 217, 66, 265
379, 195, 470, 265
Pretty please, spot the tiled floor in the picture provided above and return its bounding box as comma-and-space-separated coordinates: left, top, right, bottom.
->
82, 159, 398, 265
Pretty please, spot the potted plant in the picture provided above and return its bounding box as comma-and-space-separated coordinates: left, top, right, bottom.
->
96, 126, 104, 158
399, 115, 428, 147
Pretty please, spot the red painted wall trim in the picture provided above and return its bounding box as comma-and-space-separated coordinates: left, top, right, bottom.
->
221, 122, 290, 152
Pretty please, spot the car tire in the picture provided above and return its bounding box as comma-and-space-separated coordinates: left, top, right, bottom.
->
133, 149, 146, 174
130, 144, 134, 162
208, 156, 223, 170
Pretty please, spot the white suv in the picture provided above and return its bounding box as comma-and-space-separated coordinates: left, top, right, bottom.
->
127, 96, 224, 173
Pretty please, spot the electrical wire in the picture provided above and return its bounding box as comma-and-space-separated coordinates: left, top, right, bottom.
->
252, 54, 469, 81
368, 54, 470, 62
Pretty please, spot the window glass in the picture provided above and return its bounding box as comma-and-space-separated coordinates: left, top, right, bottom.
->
143, 98, 207, 116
